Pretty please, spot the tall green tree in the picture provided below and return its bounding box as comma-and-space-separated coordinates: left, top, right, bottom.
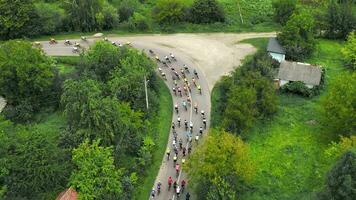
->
70, 140, 122, 200
0, 40, 57, 122
80, 41, 122, 81
278, 11, 316, 60
187, 129, 255, 199
223, 85, 257, 134
189, 0, 225, 24
0, 123, 71, 199
321, 72, 356, 137
341, 32, 356, 70
0, 0, 38, 39
34, 2, 66, 35
272, 0, 297, 25
153, 0, 186, 25
324, 0, 355, 40
318, 151, 356, 200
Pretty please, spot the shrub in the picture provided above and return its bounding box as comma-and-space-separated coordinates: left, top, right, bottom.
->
272, 0, 297, 25
189, 0, 225, 24
152, 0, 186, 25
281, 81, 313, 97
128, 12, 150, 31
118, 0, 140, 22
341, 31, 356, 70
34, 3, 66, 35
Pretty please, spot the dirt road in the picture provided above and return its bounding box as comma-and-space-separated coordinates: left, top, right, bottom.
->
40, 32, 275, 199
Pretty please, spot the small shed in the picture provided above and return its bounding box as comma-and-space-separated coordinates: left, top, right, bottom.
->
277, 61, 322, 88
0, 96, 6, 113
267, 37, 286, 63
56, 188, 78, 200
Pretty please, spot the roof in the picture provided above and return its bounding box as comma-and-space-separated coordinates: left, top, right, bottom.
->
277, 61, 322, 86
56, 188, 78, 200
267, 37, 286, 54
0, 96, 6, 113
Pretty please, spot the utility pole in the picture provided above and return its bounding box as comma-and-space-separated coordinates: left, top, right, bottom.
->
144, 75, 149, 110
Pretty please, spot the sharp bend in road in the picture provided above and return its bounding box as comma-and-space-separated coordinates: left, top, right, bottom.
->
40, 32, 276, 200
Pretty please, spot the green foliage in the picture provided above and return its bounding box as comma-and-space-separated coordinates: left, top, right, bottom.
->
64, 0, 119, 32
0, 118, 71, 199
152, 0, 187, 25
34, 2, 66, 35
118, 0, 141, 22
80, 41, 122, 81
187, 129, 254, 199
0, 0, 38, 39
320, 72, 356, 137
189, 0, 225, 24
108, 49, 156, 112
223, 86, 258, 134
0, 40, 57, 122
272, 0, 296, 25
218, 51, 278, 134
324, 0, 355, 40
278, 11, 316, 61
342, 32, 356, 70
318, 151, 356, 200
128, 12, 151, 31
70, 140, 123, 200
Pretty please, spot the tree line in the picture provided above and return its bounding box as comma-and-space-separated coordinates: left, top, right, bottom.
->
0, 40, 163, 199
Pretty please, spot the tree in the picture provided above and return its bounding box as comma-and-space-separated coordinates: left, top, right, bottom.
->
64, 0, 118, 31
272, 0, 297, 25
222, 86, 257, 134
1, 123, 71, 199
278, 11, 316, 61
69, 140, 123, 200
61, 79, 103, 131
108, 49, 156, 112
324, 0, 355, 40
153, 0, 186, 25
321, 72, 356, 137
0, 0, 38, 39
341, 32, 356, 70
80, 41, 122, 81
189, 0, 225, 24
318, 151, 356, 200
118, 0, 140, 22
0, 40, 56, 122
34, 2, 66, 35
186, 129, 255, 199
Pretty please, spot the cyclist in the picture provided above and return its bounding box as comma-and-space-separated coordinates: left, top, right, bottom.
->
184, 120, 188, 131
157, 181, 162, 195
203, 117, 207, 129
195, 135, 199, 143
172, 122, 175, 130
183, 64, 189, 73
179, 138, 183, 150
166, 148, 171, 160
182, 100, 187, 111
177, 116, 181, 127
150, 187, 155, 198
173, 154, 177, 166
168, 176, 173, 190
201, 110, 205, 118
182, 158, 185, 165
194, 69, 199, 79
182, 147, 186, 156
175, 104, 179, 114
173, 181, 177, 191
176, 185, 181, 197
189, 121, 193, 131
172, 87, 176, 96
181, 180, 186, 191
197, 85, 202, 94
186, 192, 191, 200
175, 163, 180, 177
188, 146, 192, 154
194, 103, 198, 114
199, 127, 203, 135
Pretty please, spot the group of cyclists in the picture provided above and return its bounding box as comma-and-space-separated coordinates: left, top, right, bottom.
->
48, 36, 130, 53
150, 50, 207, 200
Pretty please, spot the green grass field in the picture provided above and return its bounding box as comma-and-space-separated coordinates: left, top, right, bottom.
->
211, 38, 347, 199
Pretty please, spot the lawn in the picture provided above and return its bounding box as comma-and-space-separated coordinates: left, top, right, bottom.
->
133, 78, 173, 200
211, 38, 347, 199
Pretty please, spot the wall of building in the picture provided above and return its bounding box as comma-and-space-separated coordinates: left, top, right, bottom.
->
268, 52, 285, 63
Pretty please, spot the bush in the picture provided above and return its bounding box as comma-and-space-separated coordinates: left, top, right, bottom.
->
118, 0, 140, 22
189, 0, 225, 24
272, 0, 297, 25
278, 11, 316, 60
281, 81, 313, 97
341, 32, 356, 70
128, 12, 150, 31
152, 0, 186, 25
34, 3, 66, 35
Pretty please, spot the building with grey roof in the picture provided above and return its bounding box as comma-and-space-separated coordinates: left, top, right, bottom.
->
267, 37, 286, 63
276, 61, 322, 88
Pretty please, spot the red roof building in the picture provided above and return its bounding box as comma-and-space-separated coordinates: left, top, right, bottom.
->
56, 188, 78, 200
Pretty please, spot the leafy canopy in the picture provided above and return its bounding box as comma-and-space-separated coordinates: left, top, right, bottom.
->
70, 140, 122, 200
341, 31, 356, 70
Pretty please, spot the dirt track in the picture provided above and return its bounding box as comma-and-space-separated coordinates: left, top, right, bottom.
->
42, 32, 276, 91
